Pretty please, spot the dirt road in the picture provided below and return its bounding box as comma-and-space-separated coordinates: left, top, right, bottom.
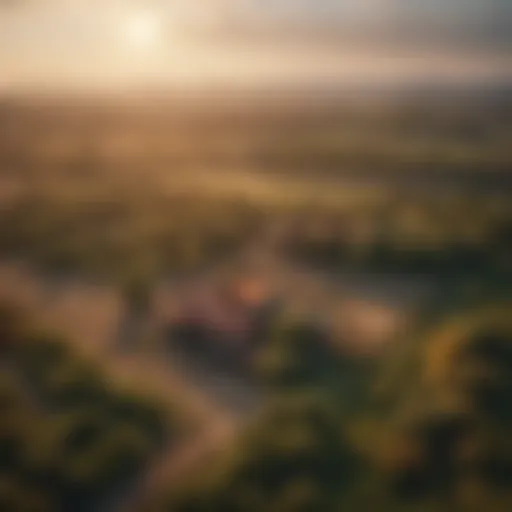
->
0, 223, 433, 510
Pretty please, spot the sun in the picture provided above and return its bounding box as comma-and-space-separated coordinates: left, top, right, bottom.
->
124, 11, 161, 49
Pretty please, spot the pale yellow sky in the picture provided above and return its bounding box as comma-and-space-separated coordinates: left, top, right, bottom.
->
0, 0, 510, 93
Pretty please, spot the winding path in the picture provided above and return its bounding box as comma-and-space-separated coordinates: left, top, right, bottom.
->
0, 222, 433, 511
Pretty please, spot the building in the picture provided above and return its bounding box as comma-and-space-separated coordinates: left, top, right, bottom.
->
167, 277, 280, 372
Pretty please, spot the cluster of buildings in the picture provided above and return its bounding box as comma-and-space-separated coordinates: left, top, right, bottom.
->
165, 277, 280, 371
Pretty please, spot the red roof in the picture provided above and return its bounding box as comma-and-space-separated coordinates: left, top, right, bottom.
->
170, 284, 258, 345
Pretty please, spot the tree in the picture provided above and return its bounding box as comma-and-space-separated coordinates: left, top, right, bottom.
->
0, 301, 26, 353
369, 305, 512, 510
167, 393, 358, 512
117, 267, 156, 349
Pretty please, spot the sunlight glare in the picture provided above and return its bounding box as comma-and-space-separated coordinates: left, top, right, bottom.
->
124, 11, 161, 49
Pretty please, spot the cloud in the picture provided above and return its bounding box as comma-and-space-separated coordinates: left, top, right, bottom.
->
207, 0, 511, 48
0, 0, 26, 7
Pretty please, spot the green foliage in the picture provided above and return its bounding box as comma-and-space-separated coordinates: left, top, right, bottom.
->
0, 301, 28, 352
256, 322, 333, 387
1, 99, 511, 511
365, 305, 512, 510
0, 304, 179, 511
283, 196, 512, 280
120, 271, 154, 314
168, 394, 357, 512
255, 318, 371, 413
0, 475, 54, 512
0, 190, 262, 281
167, 303, 512, 512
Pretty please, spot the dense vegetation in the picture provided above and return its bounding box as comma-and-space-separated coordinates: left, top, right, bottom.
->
166, 394, 358, 512
162, 302, 512, 512
0, 302, 181, 512
1, 99, 511, 287
282, 196, 512, 280
1, 99, 511, 177
0, 98, 510, 511
254, 320, 370, 408
0, 187, 262, 282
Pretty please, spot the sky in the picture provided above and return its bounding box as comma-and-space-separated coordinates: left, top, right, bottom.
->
0, 0, 510, 93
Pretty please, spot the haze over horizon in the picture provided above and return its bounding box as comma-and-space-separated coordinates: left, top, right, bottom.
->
0, 0, 511, 94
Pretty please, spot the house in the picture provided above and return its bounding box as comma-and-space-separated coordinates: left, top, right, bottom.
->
167, 277, 280, 371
